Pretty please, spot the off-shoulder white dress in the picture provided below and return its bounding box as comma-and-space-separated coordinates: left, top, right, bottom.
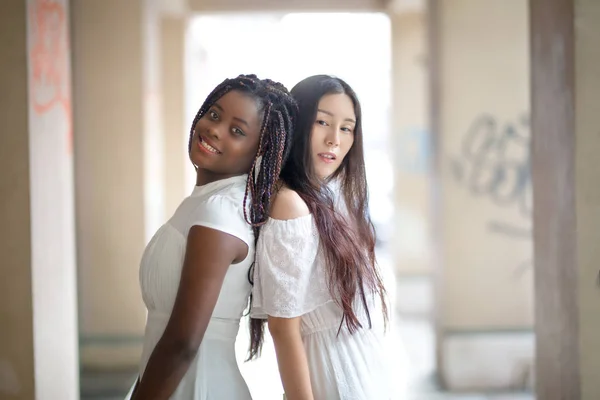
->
251, 211, 398, 400
126, 174, 254, 399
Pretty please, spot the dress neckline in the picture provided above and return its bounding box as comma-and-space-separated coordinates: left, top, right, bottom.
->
191, 174, 247, 197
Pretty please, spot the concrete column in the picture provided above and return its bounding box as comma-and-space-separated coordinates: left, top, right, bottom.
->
389, 9, 433, 317
574, 3, 600, 397
160, 16, 188, 217
72, 0, 163, 368
431, 0, 533, 391
0, 0, 78, 398
531, 0, 600, 398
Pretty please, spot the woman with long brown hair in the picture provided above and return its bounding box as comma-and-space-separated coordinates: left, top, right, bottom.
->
249, 75, 396, 399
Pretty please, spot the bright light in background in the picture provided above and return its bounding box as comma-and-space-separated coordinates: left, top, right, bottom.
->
185, 12, 394, 223
185, 13, 402, 399
186, 12, 394, 245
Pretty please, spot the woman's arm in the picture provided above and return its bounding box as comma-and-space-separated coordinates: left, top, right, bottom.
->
268, 317, 314, 400
132, 225, 247, 399
266, 187, 314, 400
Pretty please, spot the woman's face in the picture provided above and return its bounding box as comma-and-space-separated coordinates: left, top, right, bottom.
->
309, 93, 356, 179
190, 90, 263, 181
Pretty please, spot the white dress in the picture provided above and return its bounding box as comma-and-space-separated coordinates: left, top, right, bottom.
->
250, 213, 398, 400
129, 175, 254, 399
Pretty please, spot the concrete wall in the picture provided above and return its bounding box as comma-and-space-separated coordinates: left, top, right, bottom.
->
434, 0, 533, 390
72, 0, 149, 368
72, 0, 186, 368
390, 11, 434, 316
188, 0, 385, 12
160, 16, 187, 218
1, 0, 79, 398
1, 3, 35, 397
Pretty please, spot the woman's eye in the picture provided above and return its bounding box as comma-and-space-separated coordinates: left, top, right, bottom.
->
209, 110, 218, 120
232, 127, 245, 136
316, 120, 328, 126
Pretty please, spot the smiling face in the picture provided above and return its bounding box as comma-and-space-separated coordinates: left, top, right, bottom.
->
309, 93, 356, 180
189, 90, 263, 184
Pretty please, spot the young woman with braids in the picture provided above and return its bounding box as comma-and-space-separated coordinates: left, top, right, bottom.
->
250, 75, 396, 400
126, 74, 296, 400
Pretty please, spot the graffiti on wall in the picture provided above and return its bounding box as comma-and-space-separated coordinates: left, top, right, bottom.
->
451, 113, 532, 277
395, 127, 430, 175
28, 0, 72, 153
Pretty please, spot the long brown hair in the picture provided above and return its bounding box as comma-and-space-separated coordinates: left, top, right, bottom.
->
248, 75, 388, 360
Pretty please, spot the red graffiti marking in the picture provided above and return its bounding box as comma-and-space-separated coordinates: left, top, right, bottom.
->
29, 0, 73, 153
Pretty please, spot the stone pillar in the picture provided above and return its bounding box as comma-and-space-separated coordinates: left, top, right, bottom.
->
0, 0, 78, 398
531, 0, 600, 398
431, 0, 533, 390
389, 9, 433, 317
161, 16, 188, 217
71, 0, 163, 368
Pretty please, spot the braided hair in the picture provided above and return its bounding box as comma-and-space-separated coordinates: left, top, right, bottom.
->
187, 74, 297, 360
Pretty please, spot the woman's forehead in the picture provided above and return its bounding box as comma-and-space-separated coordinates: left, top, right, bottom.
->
213, 90, 262, 129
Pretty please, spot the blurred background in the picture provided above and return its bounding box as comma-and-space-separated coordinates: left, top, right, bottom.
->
2, 0, 599, 399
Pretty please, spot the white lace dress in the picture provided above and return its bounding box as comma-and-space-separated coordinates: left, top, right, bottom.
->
250, 214, 398, 400
126, 175, 254, 399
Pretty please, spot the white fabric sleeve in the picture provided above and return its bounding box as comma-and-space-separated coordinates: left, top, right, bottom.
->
250, 215, 332, 319
189, 195, 252, 247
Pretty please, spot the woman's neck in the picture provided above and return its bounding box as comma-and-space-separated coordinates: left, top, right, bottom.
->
195, 168, 243, 187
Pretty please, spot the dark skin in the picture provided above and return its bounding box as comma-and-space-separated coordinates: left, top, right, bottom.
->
131, 90, 263, 399
190, 91, 264, 186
